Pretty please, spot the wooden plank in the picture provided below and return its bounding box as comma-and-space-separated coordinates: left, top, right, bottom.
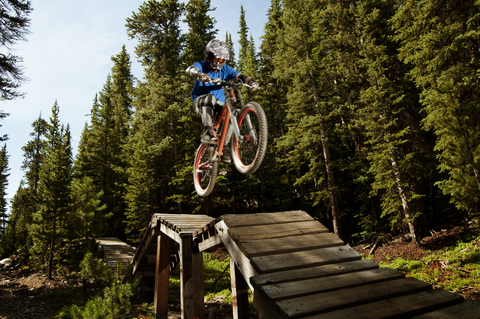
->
274, 277, 433, 318
157, 216, 214, 225
231, 258, 250, 319
305, 289, 465, 319
261, 268, 404, 301
411, 301, 480, 319
174, 227, 207, 233
228, 220, 328, 241
238, 233, 344, 258
154, 234, 171, 319
220, 211, 313, 228
215, 221, 257, 291
253, 288, 283, 319
155, 213, 214, 219
161, 221, 213, 226
251, 259, 379, 287
197, 233, 223, 252
250, 245, 362, 274
160, 223, 181, 243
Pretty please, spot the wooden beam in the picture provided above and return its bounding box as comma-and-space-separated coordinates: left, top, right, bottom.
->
180, 232, 195, 319
193, 252, 205, 319
154, 233, 171, 319
231, 258, 250, 319
133, 227, 158, 274
160, 223, 182, 243
215, 221, 257, 291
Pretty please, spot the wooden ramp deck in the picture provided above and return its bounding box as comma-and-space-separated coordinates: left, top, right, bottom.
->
129, 211, 480, 319
216, 211, 480, 319
96, 237, 136, 277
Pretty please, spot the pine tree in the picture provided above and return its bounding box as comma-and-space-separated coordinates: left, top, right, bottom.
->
274, 0, 343, 238
109, 46, 134, 237
225, 32, 236, 69
0, 111, 8, 142
256, 0, 296, 209
351, 0, 428, 246
393, 0, 480, 215
75, 55, 133, 238
237, 5, 249, 73
74, 121, 95, 179
4, 114, 48, 257
183, 0, 217, 67
21, 114, 48, 193
242, 34, 259, 101
125, 0, 186, 237
169, 0, 219, 214
0, 0, 32, 100
30, 102, 73, 279
2, 182, 30, 257
70, 176, 109, 240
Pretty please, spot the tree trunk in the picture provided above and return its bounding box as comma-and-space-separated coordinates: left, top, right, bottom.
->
273, 81, 295, 208
308, 68, 343, 239
390, 154, 420, 247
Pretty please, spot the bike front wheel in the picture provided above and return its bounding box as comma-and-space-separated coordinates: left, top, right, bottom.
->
193, 144, 218, 197
232, 102, 268, 175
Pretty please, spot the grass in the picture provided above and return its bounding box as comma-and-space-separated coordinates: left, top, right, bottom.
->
168, 252, 232, 304
167, 250, 256, 315
379, 231, 480, 299
54, 249, 251, 318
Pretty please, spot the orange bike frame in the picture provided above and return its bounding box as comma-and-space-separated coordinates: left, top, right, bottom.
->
212, 102, 230, 158
211, 87, 241, 159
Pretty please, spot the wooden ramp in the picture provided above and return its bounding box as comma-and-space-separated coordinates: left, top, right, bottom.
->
131, 213, 218, 319
216, 211, 480, 319
129, 211, 480, 319
96, 237, 136, 277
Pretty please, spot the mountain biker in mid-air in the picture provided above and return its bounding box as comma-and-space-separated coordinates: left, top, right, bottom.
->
186, 38, 259, 163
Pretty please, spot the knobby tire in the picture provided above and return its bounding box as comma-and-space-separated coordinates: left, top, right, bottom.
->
232, 102, 268, 175
193, 144, 218, 197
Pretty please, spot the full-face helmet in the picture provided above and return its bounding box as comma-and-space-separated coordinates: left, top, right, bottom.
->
205, 39, 230, 71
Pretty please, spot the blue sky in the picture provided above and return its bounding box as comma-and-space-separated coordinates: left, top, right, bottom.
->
1, 0, 270, 203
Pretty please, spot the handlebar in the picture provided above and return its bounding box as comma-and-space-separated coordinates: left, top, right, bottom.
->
208, 78, 257, 90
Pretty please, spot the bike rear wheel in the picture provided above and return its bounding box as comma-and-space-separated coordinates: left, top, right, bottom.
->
232, 102, 268, 175
193, 144, 218, 197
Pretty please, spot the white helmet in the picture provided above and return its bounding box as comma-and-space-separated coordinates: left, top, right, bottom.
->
205, 39, 230, 70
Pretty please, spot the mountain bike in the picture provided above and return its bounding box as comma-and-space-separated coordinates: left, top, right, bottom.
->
193, 79, 268, 197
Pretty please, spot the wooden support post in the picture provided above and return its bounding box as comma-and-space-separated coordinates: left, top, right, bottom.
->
231, 258, 250, 319
193, 251, 205, 319
154, 233, 171, 319
180, 233, 195, 319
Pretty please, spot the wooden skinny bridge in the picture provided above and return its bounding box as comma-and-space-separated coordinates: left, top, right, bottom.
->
98, 211, 480, 319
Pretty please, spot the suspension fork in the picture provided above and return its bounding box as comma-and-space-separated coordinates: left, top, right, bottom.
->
232, 87, 256, 141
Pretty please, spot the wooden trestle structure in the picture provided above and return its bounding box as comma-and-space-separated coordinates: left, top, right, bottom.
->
103, 211, 480, 319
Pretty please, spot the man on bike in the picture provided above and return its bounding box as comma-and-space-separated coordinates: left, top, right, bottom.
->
186, 38, 259, 162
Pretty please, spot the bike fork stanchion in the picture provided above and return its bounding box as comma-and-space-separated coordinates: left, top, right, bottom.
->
244, 113, 257, 142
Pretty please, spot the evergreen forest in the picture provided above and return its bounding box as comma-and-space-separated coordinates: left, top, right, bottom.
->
1, 0, 480, 281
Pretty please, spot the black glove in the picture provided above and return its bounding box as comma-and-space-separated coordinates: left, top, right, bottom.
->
197, 72, 211, 83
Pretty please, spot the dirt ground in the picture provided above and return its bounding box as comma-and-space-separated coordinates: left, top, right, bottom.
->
1, 211, 479, 318
0, 270, 71, 319
351, 211, 480, 302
